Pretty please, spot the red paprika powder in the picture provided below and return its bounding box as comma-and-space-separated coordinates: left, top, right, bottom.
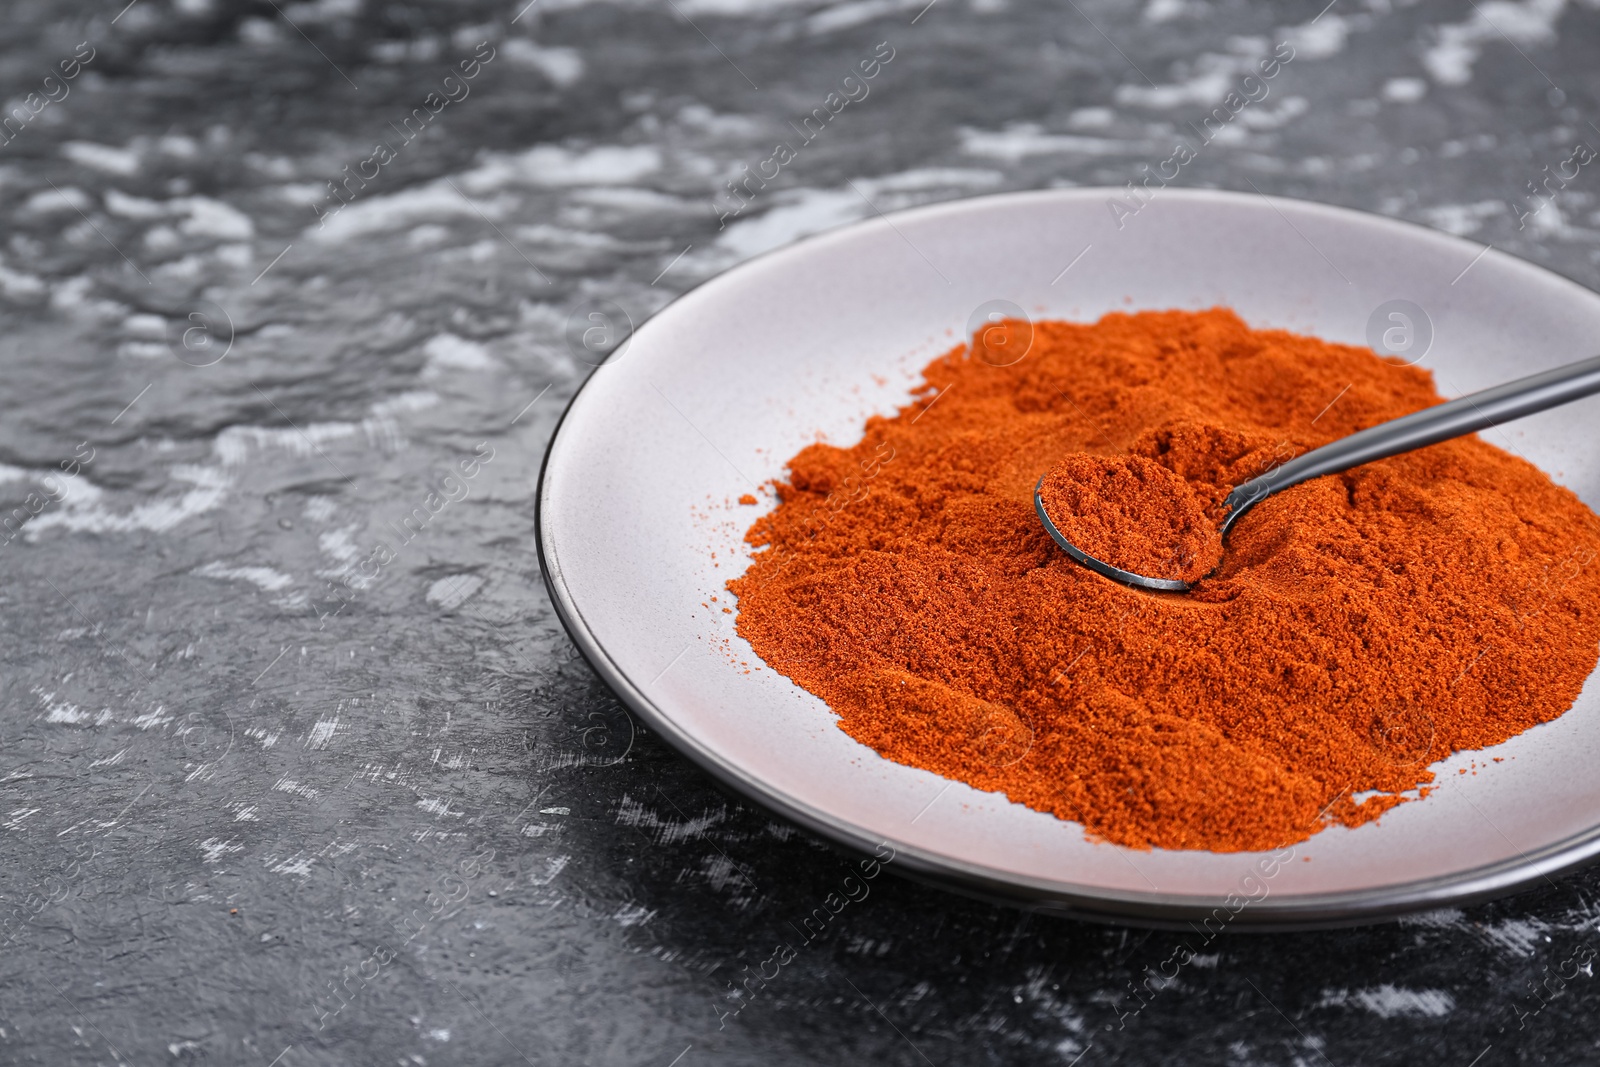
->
1038, 452, 1223, 583
728, 308, 1600, 852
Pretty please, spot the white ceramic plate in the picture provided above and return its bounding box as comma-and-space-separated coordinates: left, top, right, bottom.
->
537, 189, 1600, 927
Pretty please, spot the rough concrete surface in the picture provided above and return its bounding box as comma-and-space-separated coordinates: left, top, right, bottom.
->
1, 0, 1599, 1064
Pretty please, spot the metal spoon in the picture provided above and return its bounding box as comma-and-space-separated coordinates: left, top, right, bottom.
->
1035, 353, 1600, 593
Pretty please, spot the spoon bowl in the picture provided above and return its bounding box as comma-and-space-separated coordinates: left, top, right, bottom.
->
1034, 476, 1195, 592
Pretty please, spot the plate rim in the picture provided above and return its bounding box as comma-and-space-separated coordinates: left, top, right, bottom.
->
535, 186, 1600, 928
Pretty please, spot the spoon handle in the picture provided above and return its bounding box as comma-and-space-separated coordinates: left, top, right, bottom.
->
1221, 353, 1600, 532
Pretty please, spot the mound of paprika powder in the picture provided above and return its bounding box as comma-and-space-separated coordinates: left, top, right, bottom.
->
728, 308, 1600, 852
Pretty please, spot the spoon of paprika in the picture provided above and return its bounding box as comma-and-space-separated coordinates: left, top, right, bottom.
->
1035, 352, 1600, 592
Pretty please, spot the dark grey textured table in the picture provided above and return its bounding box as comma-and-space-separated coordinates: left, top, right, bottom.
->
2, 1, 1599, 1063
